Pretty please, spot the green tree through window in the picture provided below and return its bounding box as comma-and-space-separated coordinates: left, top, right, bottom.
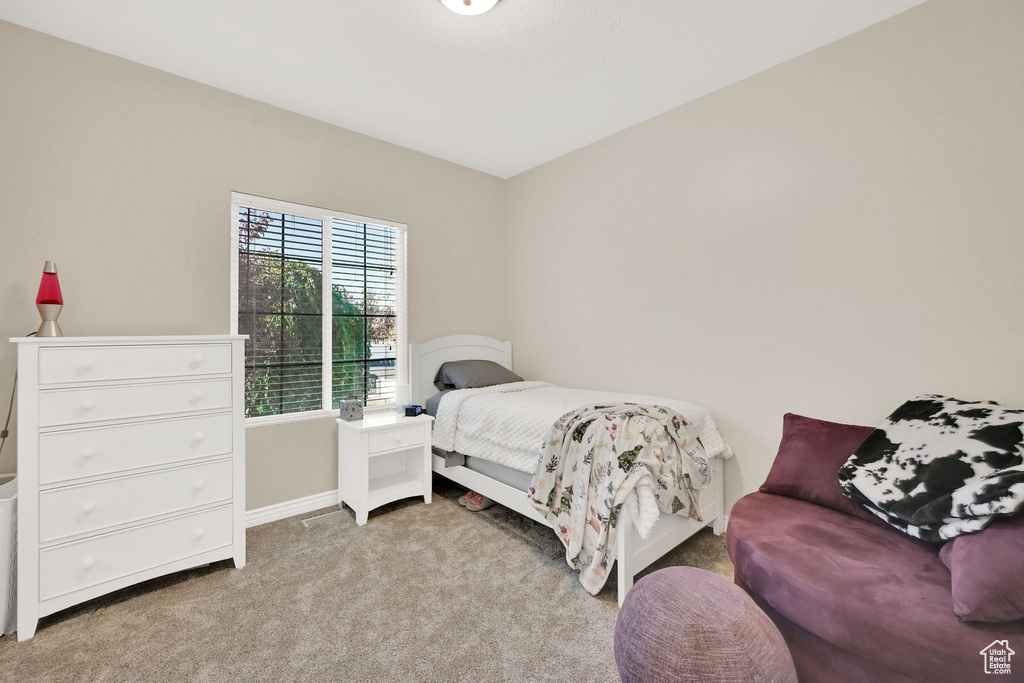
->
236, 203, 401, 419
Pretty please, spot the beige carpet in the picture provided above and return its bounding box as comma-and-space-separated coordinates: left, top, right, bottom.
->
1, 476, 732, 682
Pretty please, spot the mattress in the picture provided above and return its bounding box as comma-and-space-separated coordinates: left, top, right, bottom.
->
431, 382, 732, 474
432, 446, 533, 493
465, 456, 533, 492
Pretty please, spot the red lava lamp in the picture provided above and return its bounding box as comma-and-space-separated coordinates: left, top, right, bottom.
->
36, 261, 63, 337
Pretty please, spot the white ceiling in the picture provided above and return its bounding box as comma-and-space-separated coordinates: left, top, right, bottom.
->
0, 0, 926, 178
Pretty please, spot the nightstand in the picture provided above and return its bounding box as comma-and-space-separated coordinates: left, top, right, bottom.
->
336, 413, 434, 525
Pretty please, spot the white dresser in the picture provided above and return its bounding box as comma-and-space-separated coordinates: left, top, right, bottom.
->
11, 335, 246, 640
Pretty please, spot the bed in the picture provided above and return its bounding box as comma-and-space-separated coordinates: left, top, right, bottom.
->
410, 334, 729, 606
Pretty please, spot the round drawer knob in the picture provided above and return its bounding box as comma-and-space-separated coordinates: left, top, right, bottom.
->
81, 501, 96, 514
82, 557, 96, 570
81, 447, 97, 459
192, 432, 205, 444
194, 528, 206, 539
394, 434, 403, 442
191, 354, 205, 367
193, 480, 206, 491
81, 358, 97, 370
81, 399, 96, 411
190, 391, 205, 404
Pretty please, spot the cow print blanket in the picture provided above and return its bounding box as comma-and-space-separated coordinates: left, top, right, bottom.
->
838, 394, 1024, 541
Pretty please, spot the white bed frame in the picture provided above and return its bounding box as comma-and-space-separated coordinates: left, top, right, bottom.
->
410, 334, 726, 606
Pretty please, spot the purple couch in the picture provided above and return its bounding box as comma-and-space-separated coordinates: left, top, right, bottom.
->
728, 491, 1024, 682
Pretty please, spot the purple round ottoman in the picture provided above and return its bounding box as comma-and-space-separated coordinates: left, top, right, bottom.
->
615, 567, 797, 683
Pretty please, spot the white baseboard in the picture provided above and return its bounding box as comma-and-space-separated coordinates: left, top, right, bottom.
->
245, 489, 339, 528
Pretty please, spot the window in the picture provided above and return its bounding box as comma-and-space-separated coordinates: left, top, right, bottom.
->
230, 193, 407, 424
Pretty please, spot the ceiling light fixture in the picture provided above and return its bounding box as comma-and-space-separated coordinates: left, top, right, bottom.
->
439, 0, 500, 16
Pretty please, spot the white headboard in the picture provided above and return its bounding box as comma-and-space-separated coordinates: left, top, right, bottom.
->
409, 335, 513, 407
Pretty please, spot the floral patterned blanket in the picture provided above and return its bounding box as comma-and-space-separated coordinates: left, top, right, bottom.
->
527, 403, 711, 595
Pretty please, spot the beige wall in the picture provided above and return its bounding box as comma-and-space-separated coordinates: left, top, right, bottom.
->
505, 0, 1024, 509
0, 21, 508, 508
3, 0, 1023, 514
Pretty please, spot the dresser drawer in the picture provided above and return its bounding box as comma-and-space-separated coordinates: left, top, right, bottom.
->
39, 459, 233, 543
38, 344, 232, 385
38, 378, 232, 427
39, 412, 233, 485
368, 426, 425, 454
39, 505, 233, 601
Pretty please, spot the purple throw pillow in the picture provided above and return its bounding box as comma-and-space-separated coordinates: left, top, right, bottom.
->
760, 413, 885, 527
940, 515, 1024, 622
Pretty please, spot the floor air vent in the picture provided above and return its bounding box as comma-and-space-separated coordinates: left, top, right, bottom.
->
300, 508, 349, 528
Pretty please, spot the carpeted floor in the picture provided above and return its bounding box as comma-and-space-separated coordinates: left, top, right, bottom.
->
0, 476, 732, 682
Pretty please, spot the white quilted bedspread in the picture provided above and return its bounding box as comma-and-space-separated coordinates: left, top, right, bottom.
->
432, 381, 732, 473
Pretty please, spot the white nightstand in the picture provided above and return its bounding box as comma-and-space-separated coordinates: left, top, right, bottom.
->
336, 413, 434, 525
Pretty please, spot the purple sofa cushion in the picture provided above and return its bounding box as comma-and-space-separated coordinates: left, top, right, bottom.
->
728, 492, 1024, 682
940, 515, 1024, 622
760, 413, 884, 527
736, 575, 922, 683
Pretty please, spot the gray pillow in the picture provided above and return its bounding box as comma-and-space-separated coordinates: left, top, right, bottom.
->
432, 360, 523, 391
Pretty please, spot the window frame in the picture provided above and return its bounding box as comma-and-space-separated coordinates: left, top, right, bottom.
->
229, 192, 408, 428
